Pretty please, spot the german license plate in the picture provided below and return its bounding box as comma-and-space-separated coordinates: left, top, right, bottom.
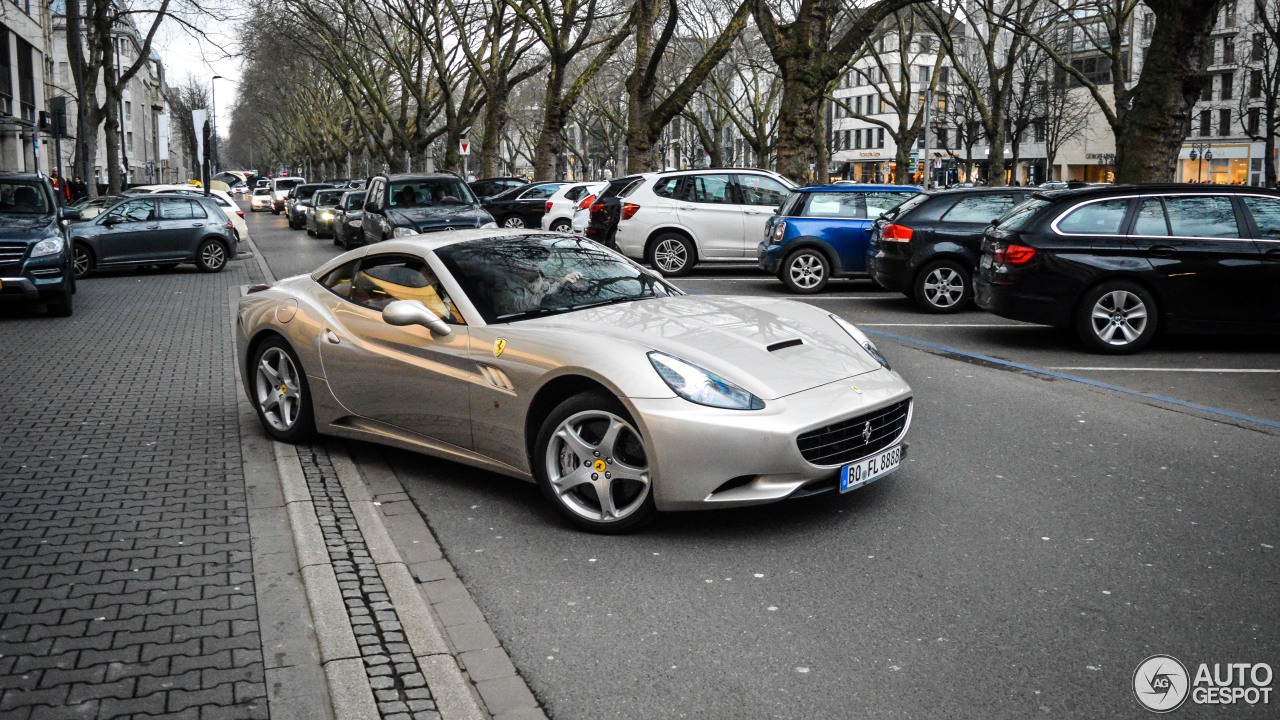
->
840, 444, 901, 492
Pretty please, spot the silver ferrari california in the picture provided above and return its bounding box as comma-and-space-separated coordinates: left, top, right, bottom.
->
237, 230, 914, 532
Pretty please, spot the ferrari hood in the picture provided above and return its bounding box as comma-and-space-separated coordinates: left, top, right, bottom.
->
525, 295, 885, 399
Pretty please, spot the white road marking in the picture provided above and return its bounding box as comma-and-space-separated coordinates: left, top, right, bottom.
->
1049, 367, 1280, 373
862, 323, 1027, 327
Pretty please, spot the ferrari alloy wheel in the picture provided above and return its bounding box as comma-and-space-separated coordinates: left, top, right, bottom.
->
536, 393, 655, 533
1075, 280, 1158, 354
782, 249, 829, 294
914, 259, 970, 313
647, 233, 695, 277
251, 338, 315, 442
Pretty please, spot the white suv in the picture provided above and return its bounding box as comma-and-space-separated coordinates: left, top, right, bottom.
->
614, 169, 795, 275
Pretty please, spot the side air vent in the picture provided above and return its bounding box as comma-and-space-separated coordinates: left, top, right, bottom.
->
477, 365, 515, 393
766, 338, 804, 352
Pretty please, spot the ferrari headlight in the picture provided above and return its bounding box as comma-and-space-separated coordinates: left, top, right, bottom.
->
481, 221, 498, 229
392, 226, 418, 238
31, 235, 64, 258
831, 314, 890, 370
648, 352, 764, 410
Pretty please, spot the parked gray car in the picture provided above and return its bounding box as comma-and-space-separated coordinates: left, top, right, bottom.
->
70, 194, 238, 278
0, 172, 77, 316
332, 190, 367, 249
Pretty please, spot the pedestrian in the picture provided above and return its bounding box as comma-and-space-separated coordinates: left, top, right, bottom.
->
70, 176, 88, 201
49, 170, 71, 203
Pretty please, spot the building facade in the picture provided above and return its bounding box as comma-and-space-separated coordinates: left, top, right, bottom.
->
1, 0, 52, 175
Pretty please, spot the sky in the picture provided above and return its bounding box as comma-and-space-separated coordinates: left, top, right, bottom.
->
148, 5, 244, 131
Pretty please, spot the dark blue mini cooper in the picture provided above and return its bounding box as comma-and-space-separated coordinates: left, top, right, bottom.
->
758, 185, 919, 293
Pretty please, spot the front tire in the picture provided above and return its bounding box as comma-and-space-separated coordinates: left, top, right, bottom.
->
196, 239, 229, 273
250, 337, 316, 442
501, 215, 526, 229
646, 233, 696, 277
781, 248, 830, 294
46, 289, 73, 317
534, 392, 656, 534
1075, 280, 1157, 354
913, 259, 971, 313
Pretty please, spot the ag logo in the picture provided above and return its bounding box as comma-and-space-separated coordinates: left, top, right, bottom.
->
1134, 655, 1190, 713
493, 338, 507, 358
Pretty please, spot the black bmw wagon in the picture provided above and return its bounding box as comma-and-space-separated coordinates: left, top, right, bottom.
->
974, 184, 1280, 354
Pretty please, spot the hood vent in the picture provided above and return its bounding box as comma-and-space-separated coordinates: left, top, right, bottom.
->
766, 338, 804, 353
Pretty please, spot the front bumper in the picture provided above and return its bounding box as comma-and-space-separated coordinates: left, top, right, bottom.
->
629, 369, 912, 511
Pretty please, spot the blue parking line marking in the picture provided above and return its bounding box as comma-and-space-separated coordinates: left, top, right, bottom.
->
865, 329, 1280, 431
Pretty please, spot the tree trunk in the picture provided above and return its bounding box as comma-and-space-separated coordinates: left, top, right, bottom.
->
772, 53, 826, 183
479, 90, 509, 178
893, 143, 912, 184
1114, 0, 1224, 182
986, 114, 1007, 187
535, 65, 567, 179
104, 97, 123, 194
1266, 112, 1278, 188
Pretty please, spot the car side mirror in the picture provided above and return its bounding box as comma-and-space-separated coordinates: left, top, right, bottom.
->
990, 218, 1002, 228
102, 215, 119, 226
382, 300, 452, 338
61, 207, 82, 221
364, 201, 379, 213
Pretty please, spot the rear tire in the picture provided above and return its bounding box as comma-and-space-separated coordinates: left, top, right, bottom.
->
501, 215, 526, 229
550, 219, 572, 232
1074, 280, 1158, 354
646, 233, 696, 277
196, 239, 229, 273
72, 243, 94, 279
781, 248, 830, 294
534, 392, 656, 534
913, 259, 971, 313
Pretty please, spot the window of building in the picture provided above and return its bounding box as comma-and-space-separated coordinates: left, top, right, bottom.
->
1219, 109, 1231, 136
855, 96, 862, 115
938, 128, 949, 148
1221, 72, 1233, 100
17, 38, 35, 121
1253, 33, 1266, 62
1223, 1, 1237, 27
844, 130, 851, 149
1248, 107, 1261, 136
1033, 121, 1046, 143
1202, 79, 1213, 102
0, 30, 11, 115
877, 128, 885, 149
1250, 69, 1263, 98
854, 131, 862, 149
1199, 109, 1211, 136
125, 101, 132, 122
918, 66, 931, 84
1142, 14, 1154, 39
1223, 38, 1234, 64
127, 132, 134, 152
939, 67, 950, 85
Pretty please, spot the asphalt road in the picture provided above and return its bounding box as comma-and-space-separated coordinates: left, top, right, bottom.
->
244, 206, 1280, 719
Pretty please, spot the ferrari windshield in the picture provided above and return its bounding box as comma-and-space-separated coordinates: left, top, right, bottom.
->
436, 236, 678, 323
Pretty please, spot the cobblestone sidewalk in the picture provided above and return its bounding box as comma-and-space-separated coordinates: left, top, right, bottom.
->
0, 262, 269, 719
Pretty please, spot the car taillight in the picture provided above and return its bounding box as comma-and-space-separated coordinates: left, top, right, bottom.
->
590, 201, 604, 214
236, 210, 245, 218
993, 243, 1036, 264
226, 220, 235, 231
621, 203, 640, 220
771, 221, 786, 243
881, 224, 913, 242
578, 194, 597, 210
546, 201, 554, 214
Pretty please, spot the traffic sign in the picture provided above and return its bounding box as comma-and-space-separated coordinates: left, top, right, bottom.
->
459, 140, 471, 156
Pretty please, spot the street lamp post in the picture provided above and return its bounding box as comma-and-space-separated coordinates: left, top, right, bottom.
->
1189, 141, 1213, 182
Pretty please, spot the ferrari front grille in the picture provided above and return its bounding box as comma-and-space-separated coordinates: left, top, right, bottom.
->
796, 399, 911, 466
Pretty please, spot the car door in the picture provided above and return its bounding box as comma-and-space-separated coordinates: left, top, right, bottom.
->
734, 174, 792, 256
1239, 195, 1280, 326
675, 174, 744, 258
362, 178, 386, 242
318, 253, 474, 449
517, 183, 561, 226
153, 198, 204, 259
94, 198, 157, 264
1130, 194, 1264, 325
933, 192, 1022, 267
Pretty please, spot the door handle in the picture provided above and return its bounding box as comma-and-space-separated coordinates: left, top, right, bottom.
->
191, 222, 203, 227
324, 330, 341, 344
1264, 248, 1280, 260
146, 224, 159, 229
1148, 245, 1177, 257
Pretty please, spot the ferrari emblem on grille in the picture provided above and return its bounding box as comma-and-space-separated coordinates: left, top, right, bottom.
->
850, 384, 862, 394
862, 422, 872, 443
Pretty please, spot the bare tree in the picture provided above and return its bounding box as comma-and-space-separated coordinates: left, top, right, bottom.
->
1237, 0, 1280, 187
748, 0, 928, 183
1040, 75, 1092, 181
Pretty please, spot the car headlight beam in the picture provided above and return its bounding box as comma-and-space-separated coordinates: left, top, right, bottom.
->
830, 314, 890, 370
31, 235, 64, 258
648, 351, 764, 410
